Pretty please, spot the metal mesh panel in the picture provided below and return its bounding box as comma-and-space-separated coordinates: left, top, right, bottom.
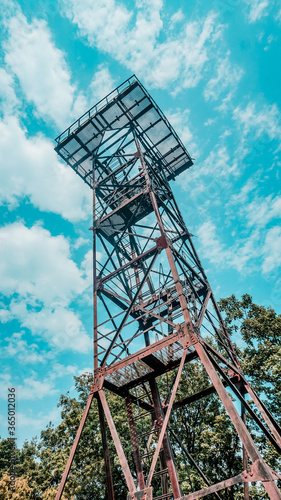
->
105, 360, 153, 387
55, 76, 193, 189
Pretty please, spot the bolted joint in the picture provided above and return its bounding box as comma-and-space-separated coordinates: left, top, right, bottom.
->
251, 459, 281, 482
178, 323, 194, 349
155, 234, 169, 250
95, 277, 103, 292
190, 330, 199, 345
89, 220, 100, 230
176, 323, 185, 337
91, 368, 104, 393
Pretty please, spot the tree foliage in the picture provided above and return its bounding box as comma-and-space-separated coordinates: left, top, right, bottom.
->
219, 294, 281, 416
0, 472, 33, 499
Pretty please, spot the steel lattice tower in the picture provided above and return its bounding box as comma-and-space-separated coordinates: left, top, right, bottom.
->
54, 76, 281, 500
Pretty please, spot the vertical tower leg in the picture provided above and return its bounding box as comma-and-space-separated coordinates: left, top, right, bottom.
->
99, 389, 136, 494
149, 379, 182, 499
97, 393, 115, 500
159, 449, 169, 497
92, 164, 98, 374
55, 389, 95, 500
241, 399, 249, 500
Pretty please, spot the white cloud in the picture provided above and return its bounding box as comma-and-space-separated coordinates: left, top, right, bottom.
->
245, 195, 281, 227
243, 0, 269, 23
51, 362, 78, 378
0, 68, 19, 116
0, 373, 13, 397
3, 11, 86, 128
216, 93, 234, 114
166, 109, 195, 152
81, 248, 104, 291
72, 237, 90, 250
61, 1, 223, 91
0, 307, 11, 323
0, 223, 85, 304
227, 177, 257, 209
264, 34, 277, 51
233, 101, 281, 140
204, 118, 216, 126
3, 332, 48, 364
77, 367, 93, 376
153, 13, 224, 92
0, 358, 77, 407
276, 8, 281, 23
2, 331, 84, 367
197, 221, 227, 266
0, 115, 91, 221
197, 217, 281, 276
89, 64, 116, 103
177, 144, 238, 197
62, 0, 133, 55
197, 221, 260, 273
0, 222, 91, 352
16, 407, 61, 430
170, 9, 184, 27
152, 13, 224, 91
262, 226, 281, 273
81, 249, 94, 288
0, 372, 58, 400
20, 376, 59, 399
204, 51, 243, 102
12, 304, 91, 352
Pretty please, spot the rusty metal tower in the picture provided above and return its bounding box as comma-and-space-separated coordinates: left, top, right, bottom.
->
54, 76, 281, 500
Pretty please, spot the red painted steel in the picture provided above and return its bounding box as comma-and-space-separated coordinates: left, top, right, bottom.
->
99, 389, 136, 493
55, 386, 95, 500
97, 393, 115, 500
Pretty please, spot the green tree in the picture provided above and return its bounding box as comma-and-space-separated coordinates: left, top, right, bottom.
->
0, 471, 33, 499
219, 294, 281, 416
219, 294, 281, 494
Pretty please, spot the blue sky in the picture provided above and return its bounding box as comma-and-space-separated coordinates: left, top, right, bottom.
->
0, 0, 281, 447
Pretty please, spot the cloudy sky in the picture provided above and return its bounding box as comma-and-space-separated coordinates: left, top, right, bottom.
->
0, 0, 281, 446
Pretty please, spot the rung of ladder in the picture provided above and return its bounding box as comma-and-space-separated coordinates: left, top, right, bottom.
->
152, 468, 168, 477
137, 428, 156, 439
152, 493, 173, 500
140, 448, 163, 460
134, 410, 153, 421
